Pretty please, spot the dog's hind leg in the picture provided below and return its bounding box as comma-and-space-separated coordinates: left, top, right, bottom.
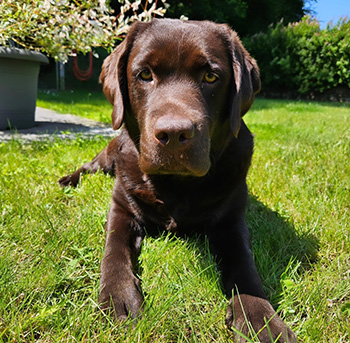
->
58, 137, 119, 187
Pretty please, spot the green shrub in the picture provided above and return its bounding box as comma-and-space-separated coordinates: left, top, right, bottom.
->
244, 16, 350, 95
243, 21, 293, 92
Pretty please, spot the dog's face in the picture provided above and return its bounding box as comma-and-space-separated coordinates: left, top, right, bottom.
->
100, 19, 260, 177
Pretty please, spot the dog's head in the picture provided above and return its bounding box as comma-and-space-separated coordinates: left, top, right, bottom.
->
100, 19, 260, 177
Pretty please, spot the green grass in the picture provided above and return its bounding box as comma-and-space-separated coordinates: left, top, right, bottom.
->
1, 96, 349, 342
37, 90, 113, 123
245, 100, 350, 342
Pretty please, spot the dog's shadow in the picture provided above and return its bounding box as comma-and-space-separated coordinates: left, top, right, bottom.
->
246, 195, 319, 304
173, 194, 319, 308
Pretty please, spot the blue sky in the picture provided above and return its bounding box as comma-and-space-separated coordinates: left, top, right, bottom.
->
310, 0, 350, 27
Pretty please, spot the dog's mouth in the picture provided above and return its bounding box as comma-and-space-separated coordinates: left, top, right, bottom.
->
139, 149, 211, 177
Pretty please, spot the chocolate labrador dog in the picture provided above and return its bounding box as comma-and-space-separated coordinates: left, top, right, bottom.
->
59, 19, 296, 342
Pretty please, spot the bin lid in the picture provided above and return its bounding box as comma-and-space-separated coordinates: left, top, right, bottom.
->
0, 47, 49, 64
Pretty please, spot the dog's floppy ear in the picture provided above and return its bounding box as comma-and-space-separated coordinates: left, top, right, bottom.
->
99, 22, 148, 130
226, 29, 260, 137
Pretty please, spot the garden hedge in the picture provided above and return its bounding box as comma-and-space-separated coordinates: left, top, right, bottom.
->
243, 16, 350, 96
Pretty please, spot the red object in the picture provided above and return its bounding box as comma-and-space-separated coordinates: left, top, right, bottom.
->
73, 49, 93, 81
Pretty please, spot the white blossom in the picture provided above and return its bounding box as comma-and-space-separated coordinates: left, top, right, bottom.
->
0, 0, 168, 62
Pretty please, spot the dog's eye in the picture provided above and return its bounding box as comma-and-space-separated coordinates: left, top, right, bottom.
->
139, 69, 153, 82
204, 72, 218, 83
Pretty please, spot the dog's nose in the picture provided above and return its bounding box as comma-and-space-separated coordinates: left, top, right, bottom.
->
154, 115, 194, 149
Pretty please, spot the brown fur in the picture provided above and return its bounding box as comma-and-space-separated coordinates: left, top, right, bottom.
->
59, 19, 296, 342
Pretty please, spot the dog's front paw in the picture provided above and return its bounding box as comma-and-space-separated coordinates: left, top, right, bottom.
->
99, 274, 144, 321
226, 294, 296, 343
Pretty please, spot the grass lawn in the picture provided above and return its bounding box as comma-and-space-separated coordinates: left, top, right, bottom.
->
37, 90, 113, 124
1, 93, 349, 342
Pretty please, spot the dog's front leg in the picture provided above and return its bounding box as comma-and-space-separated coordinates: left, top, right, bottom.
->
208, 216, 296, 342
99, 198, 145, 320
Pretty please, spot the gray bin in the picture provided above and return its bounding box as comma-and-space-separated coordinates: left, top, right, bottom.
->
0, 47, 49, 130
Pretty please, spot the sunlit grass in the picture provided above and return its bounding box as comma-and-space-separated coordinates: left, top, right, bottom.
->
37, 90, 113, 124
1, 96, 349, 342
